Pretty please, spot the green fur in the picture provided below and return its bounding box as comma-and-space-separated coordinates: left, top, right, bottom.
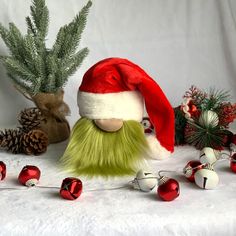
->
60, 118, 149, 177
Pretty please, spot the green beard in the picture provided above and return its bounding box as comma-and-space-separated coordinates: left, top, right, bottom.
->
60, 118, 149, 177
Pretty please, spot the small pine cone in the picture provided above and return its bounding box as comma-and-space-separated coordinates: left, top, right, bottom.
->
21, 129, 49, 155
18, 108, 44, 132
0, 129, 23, 154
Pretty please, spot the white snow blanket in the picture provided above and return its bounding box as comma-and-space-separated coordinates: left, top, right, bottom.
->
0, 144, 236, 236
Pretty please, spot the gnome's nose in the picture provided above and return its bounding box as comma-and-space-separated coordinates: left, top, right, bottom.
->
94, 119, 123, 132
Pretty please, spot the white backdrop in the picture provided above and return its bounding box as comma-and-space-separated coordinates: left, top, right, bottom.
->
1, 1, 236, 235
0, 0, 236, 127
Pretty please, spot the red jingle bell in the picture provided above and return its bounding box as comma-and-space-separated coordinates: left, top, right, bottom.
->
230, 153, 236, 173
157, 176, 180, 201
183, 160, 202, 182
60, 177, 83, 200
18, 165, 41, 187
0, 161, 6, 181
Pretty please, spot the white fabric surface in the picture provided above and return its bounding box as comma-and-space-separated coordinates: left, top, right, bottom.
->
1, 145, 236, 236
0, 0, 236, 235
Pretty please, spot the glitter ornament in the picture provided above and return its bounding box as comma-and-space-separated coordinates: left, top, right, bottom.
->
0, 161, 6, 181
60, 177, 83, 200
18, 165, 41, 187
157, 176, 180, 201
230, 153, 236, 173
132, 170, 157, 192
199, 110, 219, 128
199, 147, 220, 164
183, 160, 202, 182
194, 165, 219, 189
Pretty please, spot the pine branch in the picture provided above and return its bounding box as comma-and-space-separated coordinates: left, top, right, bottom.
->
3, 57, 37, 84
25, 16, 37, 36
30, 0, 49, 39
52, 1, 92, 59
65, 47, 89, 77
0, 23, 10, 47
202, 88, 230, 111
7, 73, 34, 95
0, 0, 91, 94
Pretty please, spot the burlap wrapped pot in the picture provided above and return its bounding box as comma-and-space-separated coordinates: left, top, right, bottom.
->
32, 90, 70, 143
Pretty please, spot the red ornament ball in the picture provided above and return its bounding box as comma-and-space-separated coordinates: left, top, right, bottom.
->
183, 160, 202, 182
157, 177, 180, 201
60, 177, 83, 200
230, 153, 236, 173
0, 161, 6, 181
18, 165, 41, 187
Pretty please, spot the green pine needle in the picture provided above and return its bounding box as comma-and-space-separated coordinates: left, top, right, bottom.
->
0, 0, 92, 95
174, 107, 187, 145
185, 121, 227, 150
201, 88, 230, 111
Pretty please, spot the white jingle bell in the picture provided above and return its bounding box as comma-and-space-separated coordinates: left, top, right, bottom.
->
199, 110, 219, 128
194, 165, 219, 189
199, 147, 220, 164
132, 170, 157, 192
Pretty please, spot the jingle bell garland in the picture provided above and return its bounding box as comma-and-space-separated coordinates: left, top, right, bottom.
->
0, 147, 236, 202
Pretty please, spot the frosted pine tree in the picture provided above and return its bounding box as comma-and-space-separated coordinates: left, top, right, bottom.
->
0, 0, 92, 143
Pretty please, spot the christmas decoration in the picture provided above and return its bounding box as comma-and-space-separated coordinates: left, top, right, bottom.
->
222, 130, 234, 147
18, 107, 43, 132
61, 58, 175, 177
141, 117, 154, 134
183, 160, 202, 182
18, 165, 41, 187
0, 127, 48, 155
21, 129, 48, 155
181, 98, 200, 120
198, 110, 219, 128
131, 170, 157, 192
0, 147, 236, 202
0, 0, 92, 143
60, 177, 83, 200
0, 161, 6, 181
194, 165, 219, 189
175, 85, 236, 150
0, 129, 23, 154
230, 153, 236, 173
199, 147, 220, 165
174, 106, 187, 145
157, 176, 180, 201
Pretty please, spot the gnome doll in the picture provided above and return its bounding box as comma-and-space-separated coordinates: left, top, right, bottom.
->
61, 58, 175, 177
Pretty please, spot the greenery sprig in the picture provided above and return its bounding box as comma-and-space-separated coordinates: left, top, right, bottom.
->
0, 0, 92, 96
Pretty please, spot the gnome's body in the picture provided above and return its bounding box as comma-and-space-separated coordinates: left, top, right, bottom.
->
61, 58, 175, 177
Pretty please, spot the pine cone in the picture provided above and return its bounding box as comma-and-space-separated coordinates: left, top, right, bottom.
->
0, 129, 23, 154
21, 129, 49, 155
18, 108, 44, 132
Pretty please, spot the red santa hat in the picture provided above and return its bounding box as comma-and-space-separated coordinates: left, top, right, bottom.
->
77, 58, 175, 159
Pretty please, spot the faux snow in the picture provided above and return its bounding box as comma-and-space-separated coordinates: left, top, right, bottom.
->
0, 143, 235, 236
